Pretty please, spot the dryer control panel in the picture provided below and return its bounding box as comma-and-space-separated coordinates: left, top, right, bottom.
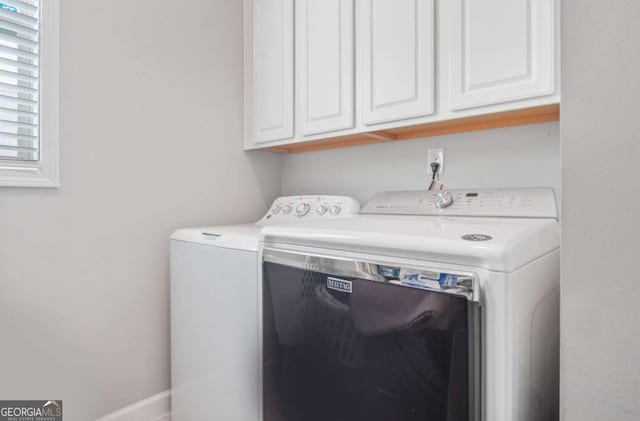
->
361, 188, 558, 219
260, 195, 360, 223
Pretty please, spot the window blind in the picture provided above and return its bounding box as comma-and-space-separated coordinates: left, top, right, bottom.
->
0, 0, 39, 162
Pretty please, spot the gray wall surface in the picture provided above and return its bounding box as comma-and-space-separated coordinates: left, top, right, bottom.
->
561, 1, 640, 420
281, 122, 560, 204
0, 0, 280, 420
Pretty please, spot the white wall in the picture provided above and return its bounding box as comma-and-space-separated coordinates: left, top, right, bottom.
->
561, 1, 640, 420
281, 122, 560, 204
0, 1, 280, 420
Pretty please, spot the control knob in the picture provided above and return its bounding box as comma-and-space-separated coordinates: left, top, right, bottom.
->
435, 191, 454, 209
282, 205, 292, 214
329, 205, 341, 215
296, 203, 311, 216
271, 205, 281, 214
316, 205, 328, 215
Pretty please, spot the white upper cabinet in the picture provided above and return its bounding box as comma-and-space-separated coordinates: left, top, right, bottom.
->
252, 0, 294, 143
359, 0, 436, 126
244, 0, 559, 150
296, 0, 354, 136
449, 0, 556, 110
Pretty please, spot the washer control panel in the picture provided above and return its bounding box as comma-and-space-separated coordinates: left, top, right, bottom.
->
361, 188, 558, 218
260, 195, 360, 223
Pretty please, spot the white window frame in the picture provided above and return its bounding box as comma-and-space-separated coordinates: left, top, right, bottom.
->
0, 0, 59, 188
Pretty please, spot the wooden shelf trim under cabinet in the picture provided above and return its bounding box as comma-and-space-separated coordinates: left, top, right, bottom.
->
265, 104, 559, 154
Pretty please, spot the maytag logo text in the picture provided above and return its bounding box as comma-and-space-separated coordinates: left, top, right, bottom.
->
327, 277, 352, 294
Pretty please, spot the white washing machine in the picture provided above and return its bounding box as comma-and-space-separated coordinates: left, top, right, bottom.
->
259, 188, 560, 421
170, 195, 360, 421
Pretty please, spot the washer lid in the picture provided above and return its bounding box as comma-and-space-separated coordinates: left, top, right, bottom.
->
171, 224, 261, 252
260, 214, 559, 272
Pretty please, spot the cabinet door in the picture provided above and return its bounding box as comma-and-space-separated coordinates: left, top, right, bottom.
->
450, 0, 556, 110
359, 0, 435, 126
297, 0, 354, 136
253, 0, 294, 143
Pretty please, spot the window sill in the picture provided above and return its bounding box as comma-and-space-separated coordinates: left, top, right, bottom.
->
0, 161, 59, 188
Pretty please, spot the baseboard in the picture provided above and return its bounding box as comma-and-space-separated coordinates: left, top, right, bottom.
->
94, 390, 171, 421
